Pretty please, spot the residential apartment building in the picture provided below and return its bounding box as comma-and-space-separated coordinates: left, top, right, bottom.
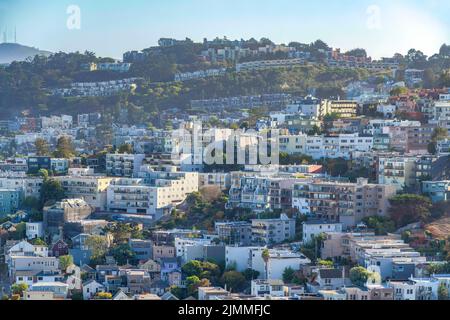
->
389, 277, 439, 300
422, 180, 450, 203
377, 155, 417, 191
286, 95, 327, 118
326, 100, 359, 118
302, 220, 343, 244
198, 172, 231, 190
266, 250, 311, 280
227, 174, 301, 212
0, 173, 43, 199
292, 178, 397, 228
107, 171, 198, 220
305, 134, 373, 160
8, 256, 59, 278
236, 58, 305, 72
55, 175, 113, 211
0, 189, 21, 216
215, 221, 253, 246
251, 214, 296, 245
351, 238, 426, 280
106, 153, 145, 177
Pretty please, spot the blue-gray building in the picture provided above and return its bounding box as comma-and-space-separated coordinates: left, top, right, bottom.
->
422, 181, 450, 203
0, 189, 21, 217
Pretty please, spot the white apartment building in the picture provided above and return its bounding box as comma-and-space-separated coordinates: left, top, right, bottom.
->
279, 134, 307, 155
97, 62, 132, 73
8, 248, 58, 278
303, 134, 373, 160
174, 237, 212, 263
198, 172, 231, 190
251, 279, 285, 297
377, 155, 417, 191
236, 58, 305, 72
6, 241, 48, 260
251, 214, 296, 245
389, 277, 439, 300
225, 246, 265, 276
364, 119, 421, 135
266, 250, 311, 280
302, 221, 343, 244
55, 175, 114, 211
286, 95, 327, 118
0, 173, 43, 198
225, 246, 310, 280
376, 104, 397, 118
174, 68, 226, 82
351, 238, 426, 280
107, 172, 198, 220
41, 115, 73, 130
106, 153, 146, 177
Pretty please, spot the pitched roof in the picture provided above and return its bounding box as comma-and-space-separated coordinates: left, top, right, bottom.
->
81, 264, 96, 273
112, 289, 130, 300
161, 292, 179, 301
83, 279, 103, 287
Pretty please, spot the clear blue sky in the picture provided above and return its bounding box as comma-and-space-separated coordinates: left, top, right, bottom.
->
1, 0, 449, 59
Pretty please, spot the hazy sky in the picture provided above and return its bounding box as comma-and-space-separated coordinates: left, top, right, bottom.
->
0, 0, 449, 59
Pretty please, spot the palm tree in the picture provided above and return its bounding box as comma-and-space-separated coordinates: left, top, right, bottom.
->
261, 248, 270, 279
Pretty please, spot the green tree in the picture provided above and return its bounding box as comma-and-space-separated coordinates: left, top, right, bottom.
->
22, 196, 40, 212
243, 269, 260, 281
38, 168, 49, 179
35, 138, 50, 156
390, 87, 409, 96
118, 144, 133, 154
221, 271, 246, 293
95, 292, 112, 300
428, 127, 449, 155
185, 276, 210, 297
109, 243, 135, 266
53, 136, 76, 158
104, 223, 134, 244
182, 260, 221, 283
389, 194, 432, 227
11, 283, 28, 296
182, 260, 203, 277
59, 255, 74, 272
317, 259, 334, 268
349, 266, 372, 287
282, 267, 296, 283
85, 235, 109, 266
438, 282, 449, 300
40, 178, 65, 207
31, 238, 47, 246
362, 216, 396, 235
402, 231, 412, 243
9, 222, 26, 240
